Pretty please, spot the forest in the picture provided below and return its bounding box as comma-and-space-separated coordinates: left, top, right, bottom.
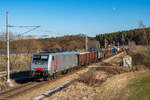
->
96, 27, 150, 47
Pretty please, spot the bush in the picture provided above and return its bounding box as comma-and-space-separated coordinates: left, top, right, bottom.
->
131, 50, 150, 67
132, 53, 145, 66
78, 71, 97, 86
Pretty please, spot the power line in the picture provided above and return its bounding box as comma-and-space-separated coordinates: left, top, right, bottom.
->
8, 25, 40, 35
9, 25, 40, 28
19, 26, 40, 35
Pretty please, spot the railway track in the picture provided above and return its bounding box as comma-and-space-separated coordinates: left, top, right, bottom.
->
0, 82, 35, 99
0, 52, 124, 100
0, 66, 88, 100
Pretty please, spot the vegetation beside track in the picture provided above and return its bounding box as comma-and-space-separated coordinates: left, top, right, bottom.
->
94, 70, 149, 100
0, 54, 31, 71
128, 46, 150, 67
111, 46, 150, 100
94, 46, 150, 100
106, 70, 150, 100
125, 72, 150, 100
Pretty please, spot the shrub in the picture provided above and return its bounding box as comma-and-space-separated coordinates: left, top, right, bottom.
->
130, 50, 150, 67
132, 53, 145, 66
78, 71, 97, 86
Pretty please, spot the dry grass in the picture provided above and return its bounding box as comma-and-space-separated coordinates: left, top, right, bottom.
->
43, 68, 147, 100
136, 45, 148, 54
0, 77, 8, 91
78, 70, 97, 86
0, 54, 31, 71
78, 69, 107, 87
44, 81, 96, 100
77, 65, 142, 88
43, 70, 108, 100
94, 70, 148, 100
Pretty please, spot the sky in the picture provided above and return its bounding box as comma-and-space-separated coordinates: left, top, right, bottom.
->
0, 0, 150, 37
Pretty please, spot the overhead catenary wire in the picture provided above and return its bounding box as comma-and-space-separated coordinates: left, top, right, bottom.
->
8, 25, 40, 35
8, 25, 40, 28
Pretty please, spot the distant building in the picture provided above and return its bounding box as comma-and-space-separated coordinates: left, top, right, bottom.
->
88, 40, 100, 48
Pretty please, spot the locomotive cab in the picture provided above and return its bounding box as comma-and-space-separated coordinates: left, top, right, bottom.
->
30, 53, 50, 78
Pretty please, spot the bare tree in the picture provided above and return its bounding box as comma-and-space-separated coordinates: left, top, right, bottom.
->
128, 40, 136, 51
139, 20, 148, 46
121, 33, 125, 48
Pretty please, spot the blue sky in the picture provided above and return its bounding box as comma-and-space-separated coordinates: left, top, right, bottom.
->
0, 0, 150, 37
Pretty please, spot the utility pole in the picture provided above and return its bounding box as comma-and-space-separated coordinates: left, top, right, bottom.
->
85, 34, 88, 51
105, 38, 107, 48
139, 20, 148, 46
122, 34, 125, 50
6, 12, 12, 86
4, 12, 39, 86
113, 41, 115, 46
117, 42, 120, 47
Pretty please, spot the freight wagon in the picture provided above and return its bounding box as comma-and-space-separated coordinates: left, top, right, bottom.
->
89, 48, 104, 60
77, 52, 90, 66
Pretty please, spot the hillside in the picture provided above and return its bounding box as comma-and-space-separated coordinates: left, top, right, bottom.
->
0, 34, 100, 53
96, 27, 150, 47
1, 27, 150, 52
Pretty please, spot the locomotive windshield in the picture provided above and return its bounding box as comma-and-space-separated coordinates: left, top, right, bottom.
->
32, 55, 49, 64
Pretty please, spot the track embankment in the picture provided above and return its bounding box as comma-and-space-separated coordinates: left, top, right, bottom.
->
0, 52, 125, 100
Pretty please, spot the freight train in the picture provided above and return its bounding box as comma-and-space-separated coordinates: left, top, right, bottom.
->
30, 46, 122, 80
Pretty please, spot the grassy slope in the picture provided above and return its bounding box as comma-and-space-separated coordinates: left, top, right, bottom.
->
116, 71, 150, 100
94, 71, 150, 100
127, 72, 150, 100
117, 46, 150, 100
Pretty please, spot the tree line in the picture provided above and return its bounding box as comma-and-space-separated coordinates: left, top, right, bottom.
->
1, 27, 149, 53
95, 27, 150, 47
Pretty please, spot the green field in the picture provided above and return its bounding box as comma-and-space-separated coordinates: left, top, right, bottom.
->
128, 72, 150, 100
116, 72, 150, 100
